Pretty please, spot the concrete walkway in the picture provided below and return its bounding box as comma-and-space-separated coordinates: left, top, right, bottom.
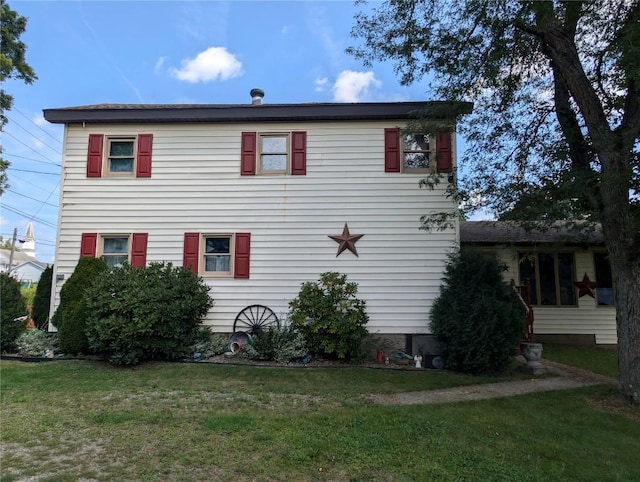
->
366, 360, 617, 406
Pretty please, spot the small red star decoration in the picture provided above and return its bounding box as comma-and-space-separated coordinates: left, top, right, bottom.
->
329, 223, 364, 257
574, 272, 597, 298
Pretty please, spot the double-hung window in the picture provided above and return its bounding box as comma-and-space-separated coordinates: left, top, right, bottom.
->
101, 236, 130, 268
106, 138, 136, 175
402, 133, 431, 171
86, 133, 153, 178
519, 252, 576, 306
203, 235, 232, 275
259, 134, 289, 174
240, 131, 306, 176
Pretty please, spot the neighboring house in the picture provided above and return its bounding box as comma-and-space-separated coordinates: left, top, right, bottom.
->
0, 249, 47, 285
44, 93, 473, 344
10, 260, 48, 285
460, 221, 616, 345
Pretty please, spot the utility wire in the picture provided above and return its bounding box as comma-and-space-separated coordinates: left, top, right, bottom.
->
2, 132, 61, 166
1, 204, 57, 229
5, 115, 62, 155
9, 167, 59, 175
12, 107, 63, 145
4, 153, 61, 165
6, 189, 58, 207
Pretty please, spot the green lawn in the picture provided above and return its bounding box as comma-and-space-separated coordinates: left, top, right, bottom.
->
1, 360, 638, 481
542, 343, 619, 377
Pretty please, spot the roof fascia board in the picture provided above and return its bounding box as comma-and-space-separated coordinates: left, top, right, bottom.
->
43, 101, 473, 124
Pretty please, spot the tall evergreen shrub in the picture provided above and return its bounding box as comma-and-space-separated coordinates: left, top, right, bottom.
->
52, 257, 108, 355
430, 250, 525, 373
0, 273, 27, 352
32, 265, 53, 330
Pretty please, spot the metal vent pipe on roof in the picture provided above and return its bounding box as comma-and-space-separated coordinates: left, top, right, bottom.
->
250, 88, 264, 105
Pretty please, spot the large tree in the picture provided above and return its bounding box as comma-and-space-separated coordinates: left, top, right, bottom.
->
0, 0, 38, 194
350, 0, 640, 404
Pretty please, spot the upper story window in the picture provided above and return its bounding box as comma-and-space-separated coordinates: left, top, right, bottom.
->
241, 131, 306, 176
86, 133, 153, 178
402, 133, 431, 171
107, 138, 135, 175
518, 252, 576, 306
259, 134, 289, 174
594, 252, 614, 306
385, 128, 452, 173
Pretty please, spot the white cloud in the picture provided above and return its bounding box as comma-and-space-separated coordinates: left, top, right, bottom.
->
155, 57, 167, 75
171, 47, 243, 83
33, 115, 48, 127
314, 77, 328, 92
332, 70, 381, 102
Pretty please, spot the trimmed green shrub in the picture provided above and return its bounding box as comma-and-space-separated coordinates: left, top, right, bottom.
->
85, 262, 214, 366
430, 249, 525, 373
244, 324, 307, 363
32, 265, 53, 330
289, 272, 369, 360
0, 273, 27, 352
190, 327, 228, 360
16, 329, 57, 356
52, 257, 108, 355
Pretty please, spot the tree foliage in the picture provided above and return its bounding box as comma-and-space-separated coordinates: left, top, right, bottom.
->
51, 257, 108, 355
32, 265, 53, 330
0, 0, 38, 194
350, 0, 640, 404
0, 272, 27, 352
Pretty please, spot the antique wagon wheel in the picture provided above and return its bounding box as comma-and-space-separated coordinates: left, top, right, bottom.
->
233, 304, 279, 335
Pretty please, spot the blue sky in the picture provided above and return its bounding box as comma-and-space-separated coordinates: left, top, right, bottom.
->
1, 0, 437, 263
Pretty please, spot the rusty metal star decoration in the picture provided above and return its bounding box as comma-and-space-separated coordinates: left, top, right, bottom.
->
574, 272, 597, 298
329, 223, 364, 257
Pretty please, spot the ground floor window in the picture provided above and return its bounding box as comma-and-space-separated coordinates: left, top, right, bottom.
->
519, 252, 576, 306
594, 252, 614, 306
203, 235, 232, 276
101, 236, 129, 268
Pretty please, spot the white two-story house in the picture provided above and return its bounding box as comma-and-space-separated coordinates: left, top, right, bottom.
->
44, 92, 472, 347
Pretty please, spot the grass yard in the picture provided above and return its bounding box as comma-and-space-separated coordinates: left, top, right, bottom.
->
1, 360, 638, 481
542, 344, 619, 377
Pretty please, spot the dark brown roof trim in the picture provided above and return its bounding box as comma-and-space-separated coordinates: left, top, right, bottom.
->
43, 101, 473, 124
460, 221, 605, 246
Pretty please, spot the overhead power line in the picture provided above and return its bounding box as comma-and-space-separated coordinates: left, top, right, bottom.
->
3, 132, 61, 166
1, 204, 57, 229
6, 189, 58, 207
5, 115, 62, 155
12, 107, 63, 145
9, 167, 59, 175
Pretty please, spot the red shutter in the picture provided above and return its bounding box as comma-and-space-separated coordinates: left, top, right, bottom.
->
80, 233, 97, 257
136, 134, 153, 178
291, 131, 307, 175
131, 233, 148, 267
436, 131, 453, 172
86, 134, 104, 178
384, 128, 401, 172
183, 233, 200, 272
234, 233, 251, 279
240, 132, 256, 175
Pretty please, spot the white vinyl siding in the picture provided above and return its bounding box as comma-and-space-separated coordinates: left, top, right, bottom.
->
50, 121, 458, 334
494, 248, 617, 345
